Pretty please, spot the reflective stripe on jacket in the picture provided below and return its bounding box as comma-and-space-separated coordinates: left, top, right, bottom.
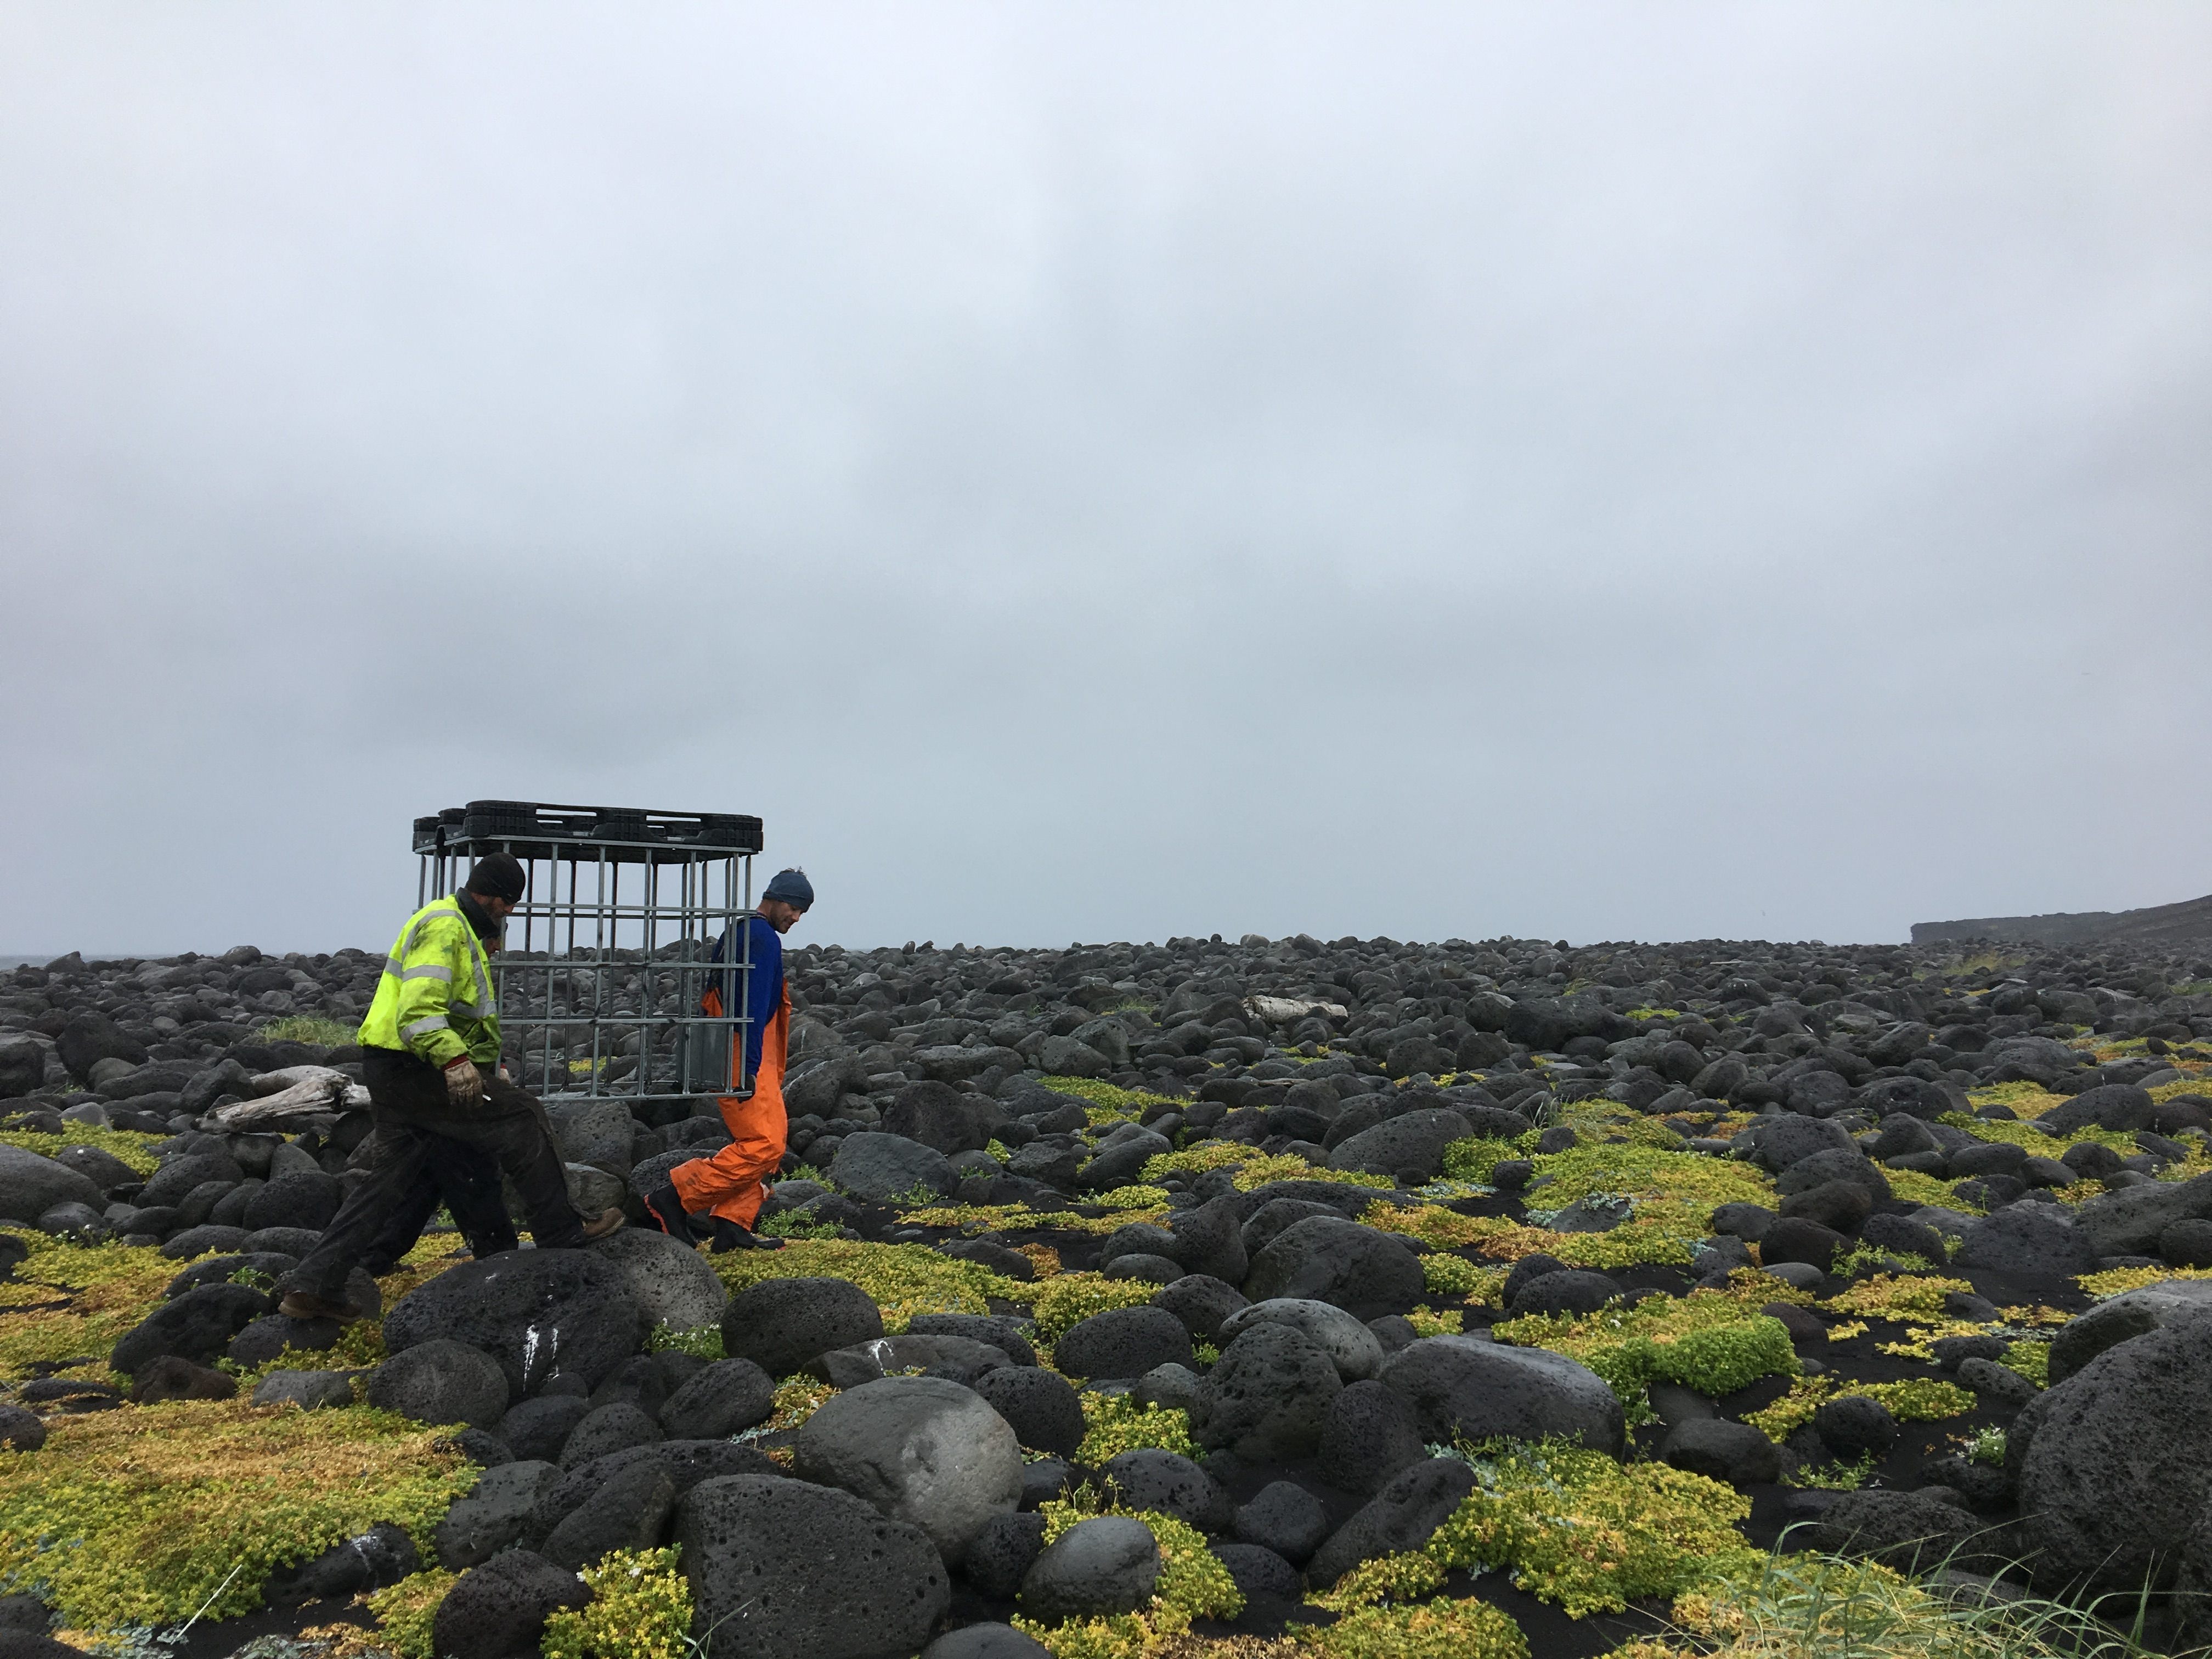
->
357, 894, 499, 1066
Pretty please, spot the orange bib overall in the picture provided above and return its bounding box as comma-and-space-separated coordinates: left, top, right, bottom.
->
668, 984, 789, 1228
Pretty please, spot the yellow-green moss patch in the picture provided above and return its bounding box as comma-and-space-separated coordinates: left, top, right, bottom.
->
0, 1398, 473, 1632
708, 1239, 1024, 1332
542, 1547, 693, 1659
1424, 1440, 1758, 1617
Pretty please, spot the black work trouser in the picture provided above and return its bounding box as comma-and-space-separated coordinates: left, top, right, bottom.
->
360, 1139, 518, 1270
285, 1047, 584, 1300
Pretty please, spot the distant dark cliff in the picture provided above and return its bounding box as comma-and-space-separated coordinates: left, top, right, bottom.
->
1912, 893, 2212, 950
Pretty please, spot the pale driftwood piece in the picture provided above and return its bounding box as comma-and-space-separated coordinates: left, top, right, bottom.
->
248, 1064, 354, 1097
1244, 994, 1349, 1025
202, 1071, 367, 1131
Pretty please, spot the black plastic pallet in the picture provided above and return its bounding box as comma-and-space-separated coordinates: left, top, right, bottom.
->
413, 799, 764, 862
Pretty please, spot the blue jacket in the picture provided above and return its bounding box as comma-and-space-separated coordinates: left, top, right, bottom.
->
707, 913, 785, 1079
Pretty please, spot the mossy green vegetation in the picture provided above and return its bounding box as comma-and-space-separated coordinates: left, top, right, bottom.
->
1039, 1077, 1184, 1122
0, 1229, 182, 1386
1494, 1291, 1798, 1408
0, 1398, 473, 1633
1141, 1144, 1393, 1190
1078, 1392, 1200, 1464
1305, 1551, 1447, 1612
1616, 1544, 2172, 1659
1439, 1135, 1537, 1184
348, 1567, 456, 1659
1297, 1595, 1530, 1658
1426, 1440, 1758, 1617
1031, 1272, 1160, 1342
541, 1547, 693, 1659
1745, 1375, 1975, 1442
255, 1014, 358, 1047
1094, 1184, 1174, 1211
646, 1323, 725, 1361
0, 1125, 160, 1177
707, 1239, 1024, 1332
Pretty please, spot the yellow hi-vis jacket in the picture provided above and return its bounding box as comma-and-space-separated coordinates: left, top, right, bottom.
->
357, 894, 500, 1067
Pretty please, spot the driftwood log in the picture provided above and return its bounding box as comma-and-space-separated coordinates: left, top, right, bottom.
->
198, 1065, 370, 1131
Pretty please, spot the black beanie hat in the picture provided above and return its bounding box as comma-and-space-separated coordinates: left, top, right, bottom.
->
466, 853, 527, 902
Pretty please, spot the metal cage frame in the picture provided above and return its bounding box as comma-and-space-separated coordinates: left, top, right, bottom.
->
412, 799, 764, 1107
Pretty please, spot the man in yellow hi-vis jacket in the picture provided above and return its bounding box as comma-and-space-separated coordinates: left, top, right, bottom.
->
278, 853, 622, 1321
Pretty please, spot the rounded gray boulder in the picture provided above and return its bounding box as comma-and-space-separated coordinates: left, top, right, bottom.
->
1219, 1298, 1385, 1382
588, 1228, 729, 1331
790, 1376, 1024, 1562
829, 1132, 955, 1202
720, 1276, 884, 1378
1242, 1216, 1425, 1320
1193, 1322, 1343, 1461
382, 1250, 646, 1397
365, 1339, 511, 1429
1378, 1335, 1624, 1456
676, 1474, 950, 1658
1019, 1516, 1160, 1621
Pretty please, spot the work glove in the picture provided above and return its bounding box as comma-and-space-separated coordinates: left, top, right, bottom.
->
444, 1057, 485, 1108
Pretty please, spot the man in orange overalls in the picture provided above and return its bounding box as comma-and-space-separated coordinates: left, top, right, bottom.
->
642, 867, 812, 1252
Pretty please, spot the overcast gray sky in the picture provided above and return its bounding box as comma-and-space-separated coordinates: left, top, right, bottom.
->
3, 3, 2208, 957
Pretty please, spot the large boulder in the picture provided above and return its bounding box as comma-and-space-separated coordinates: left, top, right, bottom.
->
557, 1401, 663, 1469
1809, 1489, 1985, 1573
1051, 1306, 1191, 1381
49, 1143, 138, 1194
1304, 1457, 1479, 1589
56, 1011, 146, 1084
1241, 1217, 1425, 1320
2048, 1280, 2212, 1385
541, 1458, 677, 1572
1317, 1379, 1425, 1497
588, 1229, 728, 1331
1192, 1323, 1341, 1460
1161, 1198, 1249, 1284
435, 1460, 562, 1571
1220, 1299, 1385, 1382
2018, 1315, 2212, 1590
365, 1339, 511, 1428
0, 1146, 101, 1224
677, 1474, 950, 1659
809, 1334, 1013, 1389
971, 1366, 1086, 1457
1954, 1205, 2097, 1277
531, 1441, 778, 1544
1326, 1109, 1472, 1182
2042, 1084, 2157, 1136
1750, 1115, 1859, 1173
719, 1277, 884, 1377
658, 1359, 776, 1440
1151, 1275, 1249, 1343
430, 1549, 586, 1659
110, 1283, 270, 1374
0, 1038, 47, 1100
2072, 1173, 2212, 1259
241, 1172, 343, 1234
1078, 1129, 1172, 1193
830, 1133, 955, 1202
1019, 1516, 1160, 1621
1378, 1336, 1624, 1455
382, 1249, 647, 1397
137, 1150, 245, 1209
881, 1082, 990, 1155
792, 1376, 1024, 1562
1099, 1449, 1231, 1532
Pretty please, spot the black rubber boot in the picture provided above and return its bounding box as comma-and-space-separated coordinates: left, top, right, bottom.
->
642, 1183, 699, 1248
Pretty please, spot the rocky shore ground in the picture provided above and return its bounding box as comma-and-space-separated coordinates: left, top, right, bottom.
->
3, 930, 2212, 1658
